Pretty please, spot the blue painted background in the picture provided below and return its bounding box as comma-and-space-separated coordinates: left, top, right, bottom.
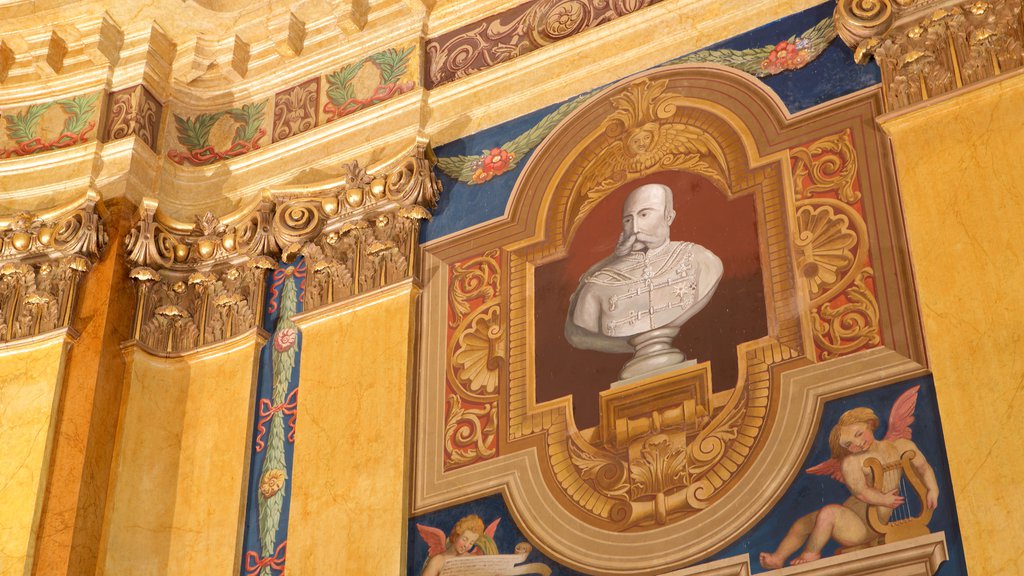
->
407, 376, 968, 575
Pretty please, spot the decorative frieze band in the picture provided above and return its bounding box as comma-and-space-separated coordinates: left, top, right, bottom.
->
834, 0, 1024, 112
425, 0, 661, 89
0, 194, 107, 344
124, 141, 441, 356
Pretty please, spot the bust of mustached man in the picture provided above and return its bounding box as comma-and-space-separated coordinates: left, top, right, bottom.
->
565, 183, 723, 382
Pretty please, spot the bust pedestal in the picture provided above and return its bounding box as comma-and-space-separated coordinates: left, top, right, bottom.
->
616, 326, 691, 383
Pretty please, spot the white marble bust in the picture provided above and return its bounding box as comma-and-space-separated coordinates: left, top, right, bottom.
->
565, 183, 723, 381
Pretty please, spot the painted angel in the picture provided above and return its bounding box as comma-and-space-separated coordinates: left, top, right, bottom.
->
759, 386, 940, 569
416, 514, 500, 576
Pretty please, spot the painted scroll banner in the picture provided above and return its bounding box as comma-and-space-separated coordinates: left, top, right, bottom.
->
440, 554, 552, 576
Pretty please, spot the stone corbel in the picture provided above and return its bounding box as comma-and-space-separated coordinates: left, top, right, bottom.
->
0, 191, 108, 344
124, 140, 441, 356
834, 0, 1024, 112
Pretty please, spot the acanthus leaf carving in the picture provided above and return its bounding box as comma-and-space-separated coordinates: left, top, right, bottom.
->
0, 196, 107, 344
835, 0, 1024, 111
125, 144, 441, 356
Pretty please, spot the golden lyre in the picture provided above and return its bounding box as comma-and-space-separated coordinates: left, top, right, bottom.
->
863, 450, 933, 544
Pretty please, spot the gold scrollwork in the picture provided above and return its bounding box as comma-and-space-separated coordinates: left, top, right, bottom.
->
445, 393, 498, 467
450, 305, 504, 400
791, 131, 859, 203
448, 249, 501, 328
834, 0, 896, 50
445, 250, 502, 469
813, 268, 882, 359
791, 130, 882, 360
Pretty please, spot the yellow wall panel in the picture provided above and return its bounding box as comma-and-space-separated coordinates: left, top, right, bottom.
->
881, 73, 1024, 575
98, 335, 262, 576
0, 333, 69, 576
287, 282, 419, 574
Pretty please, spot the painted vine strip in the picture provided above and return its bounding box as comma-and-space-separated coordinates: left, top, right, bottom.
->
240, 261, 306, 576
437, 17, 837, 185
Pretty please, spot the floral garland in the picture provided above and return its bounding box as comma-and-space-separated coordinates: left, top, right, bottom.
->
242, 261, 306, 576
437, 17, 836, 186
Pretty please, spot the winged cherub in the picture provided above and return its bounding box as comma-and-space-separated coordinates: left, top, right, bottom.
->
758, 386, 940, 569
416, 515, 500, 576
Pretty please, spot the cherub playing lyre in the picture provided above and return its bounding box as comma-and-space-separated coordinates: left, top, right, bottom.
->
759, 386, 940, 569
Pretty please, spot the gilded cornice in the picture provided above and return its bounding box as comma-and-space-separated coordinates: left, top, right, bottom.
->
0, 191, 107, 344
834, 0, 1024, 112
0, 0, 820, 227
123, 139, 440, 356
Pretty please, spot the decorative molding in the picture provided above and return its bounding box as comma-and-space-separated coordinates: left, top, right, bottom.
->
124, 140, 441, 356
105, 84, 162, 150
833, 0, 1024, 112
765, 532, 947, 575
0, 193, 107, 345
790, 129, 883, 360
272, 77, 319, 143
425, 0, 662, 88
444, 249, 502, 469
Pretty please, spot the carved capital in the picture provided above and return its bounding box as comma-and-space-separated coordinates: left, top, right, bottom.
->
124, 143, 442, 356
0, 194, 108, 344
835, 0, 1024, 111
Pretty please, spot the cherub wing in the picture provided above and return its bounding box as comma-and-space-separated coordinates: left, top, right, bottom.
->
884, 385, 920, 442
805, 458, 844, 483
484, 518, 501, 539
576, 140, 628, 217
415, 524, 448, 557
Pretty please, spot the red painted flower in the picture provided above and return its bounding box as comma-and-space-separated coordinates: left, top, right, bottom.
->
470, 147, 516, 184
274, 327, 298, 352
484, 147, 514, 172
761, 38, 810, 74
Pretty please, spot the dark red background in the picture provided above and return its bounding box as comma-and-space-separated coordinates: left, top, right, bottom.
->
533, 171, 768, 429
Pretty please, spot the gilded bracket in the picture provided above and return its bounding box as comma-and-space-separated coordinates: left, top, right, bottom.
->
124, 141, 442, 356
834, 0, 1024, 112
0, 192, 108, 344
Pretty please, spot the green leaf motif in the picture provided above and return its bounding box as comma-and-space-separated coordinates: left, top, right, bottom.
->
173, 112, 224, 151
326, 60, 365, 105
226, 100, 267, 143
4, 103, 52, 143
55, 93, 99, 135
370, 46, 414, 84
437, 154, 483, 182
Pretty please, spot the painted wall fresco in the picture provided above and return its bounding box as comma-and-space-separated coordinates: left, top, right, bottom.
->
412, 3, 963, 574
240, 261, 306, 576
408, 377, 967, 575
